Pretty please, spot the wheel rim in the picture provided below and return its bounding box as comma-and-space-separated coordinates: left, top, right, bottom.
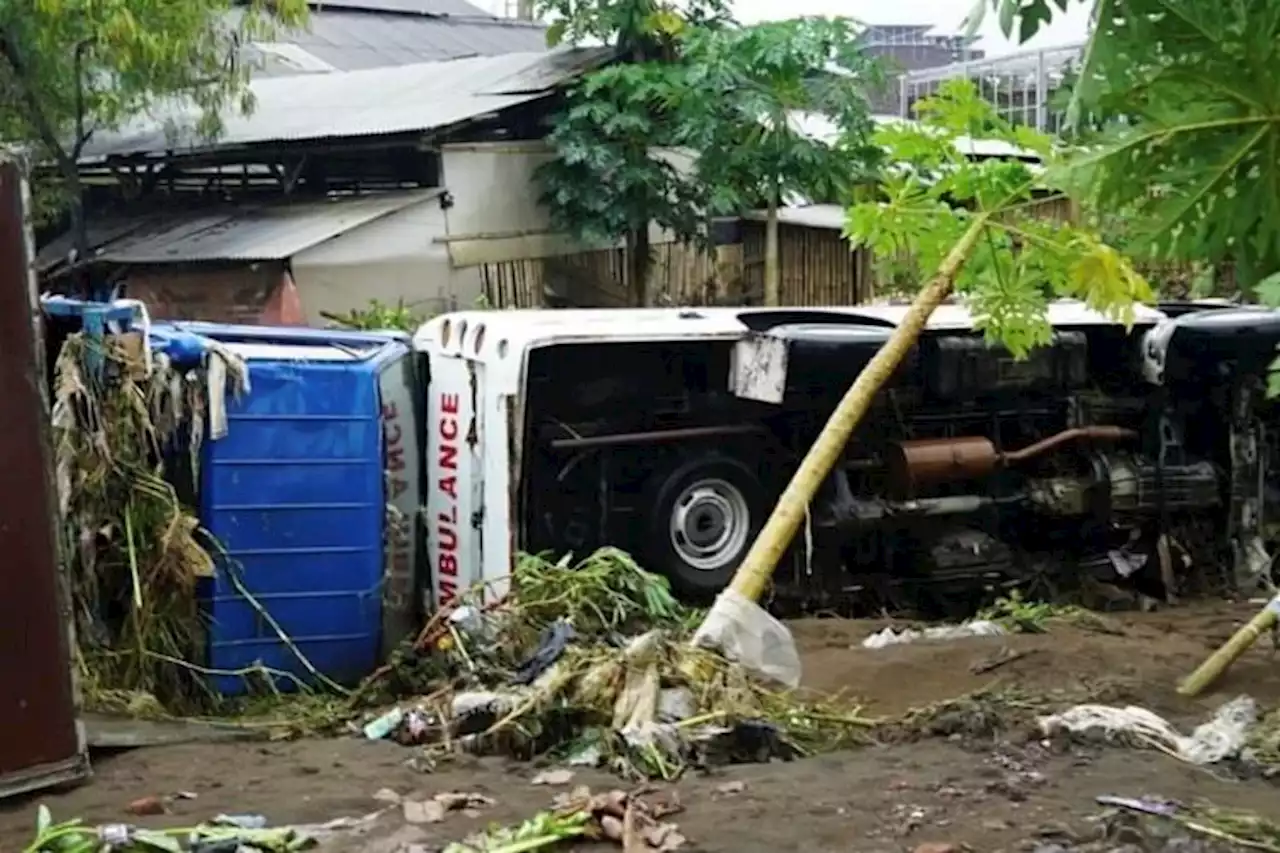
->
668, 477, 751, 573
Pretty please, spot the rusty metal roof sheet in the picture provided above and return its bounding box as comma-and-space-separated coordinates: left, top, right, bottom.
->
80, 48, 608, 160
58, 190, 441, 266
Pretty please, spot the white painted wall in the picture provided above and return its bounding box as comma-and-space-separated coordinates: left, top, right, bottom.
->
291, 197, 485, 322
439, 142, 690, 267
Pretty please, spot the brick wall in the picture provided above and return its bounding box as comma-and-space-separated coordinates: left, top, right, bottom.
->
124, 263, 284, 324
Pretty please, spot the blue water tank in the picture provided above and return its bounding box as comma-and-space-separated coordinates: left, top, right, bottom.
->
159, 323, 420, 695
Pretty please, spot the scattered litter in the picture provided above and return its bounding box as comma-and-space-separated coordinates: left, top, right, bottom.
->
863, 620, 1006, 649
338, 550, 871, 780
1095, 795, 1181, 817
513, 619, 577, 685
29, 805, 318, 852
213, 813, 269, 830
1038, 695, 1257, 764
715, 781, 746, 795
373, 787, 402, 804
404, 792, 495, 825
364, 707, 407, 740
532, 769, 576, 786
444, 787, 684, 853
126, 796, 165, 816
692, 588, 801, 688
1098, 793, 1280, 850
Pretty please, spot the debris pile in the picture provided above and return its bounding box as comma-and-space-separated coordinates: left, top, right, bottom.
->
53, 330, 249, 713
355, 549, 875, 778
1039, 696, 1260, 767
24, 804, 333, 852
1088, 795, 1280, 852
444, 787, 685, 853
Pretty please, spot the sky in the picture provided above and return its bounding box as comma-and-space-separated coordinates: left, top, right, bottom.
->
474, 0, 1094, 58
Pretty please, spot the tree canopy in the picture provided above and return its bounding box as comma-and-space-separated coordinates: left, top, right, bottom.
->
0, 0, 308, 233
972, 0, 1280, 295
846, 78, 1151, 356
671, 17, 882, 304
534, 1, 883, 305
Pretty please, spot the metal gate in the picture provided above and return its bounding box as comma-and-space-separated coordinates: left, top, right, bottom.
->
0, 155, 89, 799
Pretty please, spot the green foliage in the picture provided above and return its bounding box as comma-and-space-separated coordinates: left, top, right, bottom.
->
0, 0, 308, 221
1058, 1, 1280, 293
844, 80, 1153, 357
535, 62, 706, 249
536, 3, 883, 306
671, 17, 883, 215
322, 298, 429, 332
538, 0, 729, 49
972, 0, 1280, 296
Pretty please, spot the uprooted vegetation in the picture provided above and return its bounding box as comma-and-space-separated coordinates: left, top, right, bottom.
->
52, 332, 246, 713
245, 549, 877, 778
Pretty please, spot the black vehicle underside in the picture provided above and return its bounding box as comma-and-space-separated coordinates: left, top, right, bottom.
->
517, 308, 1280, 617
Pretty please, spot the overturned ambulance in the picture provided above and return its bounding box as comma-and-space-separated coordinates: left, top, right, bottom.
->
415, 300, 1280, 615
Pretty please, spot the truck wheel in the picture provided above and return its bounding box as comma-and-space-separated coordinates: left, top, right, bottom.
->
643, 455, 766, 600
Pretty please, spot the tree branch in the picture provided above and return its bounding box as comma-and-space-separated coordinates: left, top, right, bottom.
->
0, 27, 76, 176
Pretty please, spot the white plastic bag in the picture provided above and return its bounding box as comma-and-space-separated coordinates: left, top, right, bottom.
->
692, 589, 801, 688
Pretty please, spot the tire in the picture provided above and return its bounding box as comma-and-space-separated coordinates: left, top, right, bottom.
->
642, 454, 767, 601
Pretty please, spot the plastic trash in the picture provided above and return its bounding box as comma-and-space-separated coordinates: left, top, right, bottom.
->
1038, 695, 1257, 765
691, 589, 801, 688
512, 619, 577, 685
212, 813, 269, 830
862, 620, 1007, 649
362, 707, 406, 740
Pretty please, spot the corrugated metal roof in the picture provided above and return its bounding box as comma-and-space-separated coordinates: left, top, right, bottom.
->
791, 111, 1041, 160
80, 48, 608, 160
257, 10, 549, 73
742, 204, 847, 231
66, 190, 441, 265
309, 0, 497, 15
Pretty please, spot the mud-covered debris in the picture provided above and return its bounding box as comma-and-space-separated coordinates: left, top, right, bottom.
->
532, 769, 575, 786
362, 549, 874, 779
126, 796, 165, 816
373, 787, 402, 804
444, 787, 683, 853
864, 621, 1005, 649
405, 792, 496, 824
1076, 795, 1280, 852
911, 842, 962, 853
1039, 696, 1257, 765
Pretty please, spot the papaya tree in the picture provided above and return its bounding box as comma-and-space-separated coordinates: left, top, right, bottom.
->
968, 0, 1280, 696
535, 5, 884, 306
0, 0, 308, 268
698, 79, 1153, 616
535, 0, 728, 306
972, 0, 1280, 295
670, 17, 882, 305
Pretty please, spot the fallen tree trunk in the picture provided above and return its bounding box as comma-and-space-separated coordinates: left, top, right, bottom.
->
719, 213, 990, 605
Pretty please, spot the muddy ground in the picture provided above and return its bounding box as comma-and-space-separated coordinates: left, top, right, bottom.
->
5, 601, 1279, 852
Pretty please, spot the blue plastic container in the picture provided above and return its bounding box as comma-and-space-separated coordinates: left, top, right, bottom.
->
156, 323, 418, 695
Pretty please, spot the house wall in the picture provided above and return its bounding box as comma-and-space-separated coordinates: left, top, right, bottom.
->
291, 197, 481, 323
125, 264, 283, 324
438, 142, 729, 308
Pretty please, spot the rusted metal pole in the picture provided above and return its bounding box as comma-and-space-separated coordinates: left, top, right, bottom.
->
0, 152, 89, 798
